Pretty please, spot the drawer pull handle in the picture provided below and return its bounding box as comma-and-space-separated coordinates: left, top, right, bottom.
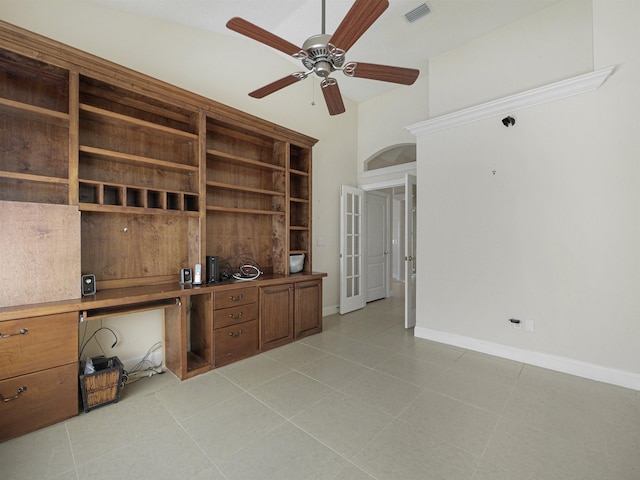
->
228, 312, 243, 320
229, 329, 243, 337
0, 328, 29, 339
229, 294, 244, 301
1, 386, 27, 402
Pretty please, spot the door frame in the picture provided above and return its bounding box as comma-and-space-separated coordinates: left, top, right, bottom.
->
361, 178, 413, 324
365, 190, 391, 302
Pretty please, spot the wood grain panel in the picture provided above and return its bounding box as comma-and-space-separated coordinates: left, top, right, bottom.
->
81, 212, 189, 283
0, 312, 77, 380
0, 201, 80, 307
0, 363, 78, 442
214, 319, 258, 367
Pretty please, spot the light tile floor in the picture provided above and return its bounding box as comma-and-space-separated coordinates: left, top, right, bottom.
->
1, 285, 639, 479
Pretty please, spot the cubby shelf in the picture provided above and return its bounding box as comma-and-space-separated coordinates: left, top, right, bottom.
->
79, 180, 199, 215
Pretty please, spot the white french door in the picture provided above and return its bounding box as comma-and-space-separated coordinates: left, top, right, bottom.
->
366, 191, 390, 302
405, 174, 417, 329
340, 185, 365, 314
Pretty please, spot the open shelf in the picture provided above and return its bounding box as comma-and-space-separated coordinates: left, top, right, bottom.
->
206, 205, 286, 216
0, 98, 69, 126
206, 180, 285, 197
79, 146, 199, 174
207, 149, 285, 173
79, 104, 198, 141
0, 49, 69, 114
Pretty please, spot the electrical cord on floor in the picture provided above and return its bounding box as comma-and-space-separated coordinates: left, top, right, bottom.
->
122, 341, 164, 387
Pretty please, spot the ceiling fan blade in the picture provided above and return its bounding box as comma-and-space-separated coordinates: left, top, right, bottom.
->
227, 17, 303, 56
321, 79, 346, 116
329, 0, 389, 53
249, 74, 306, 99
344, 62, 419, 85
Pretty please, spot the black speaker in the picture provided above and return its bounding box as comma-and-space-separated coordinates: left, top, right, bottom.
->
206, 255, 219, 283
81, 274, 96, 296
180, 267, 192, 285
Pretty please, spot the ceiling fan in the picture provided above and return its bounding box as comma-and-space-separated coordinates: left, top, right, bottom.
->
226, 0, 420, 115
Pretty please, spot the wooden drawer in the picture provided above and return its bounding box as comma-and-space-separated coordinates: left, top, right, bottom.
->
214, 286, 258, 310
0, 312, 78, 381
214, 319, 259, 367
0, 363, 78, 442
214, 302, 258, 330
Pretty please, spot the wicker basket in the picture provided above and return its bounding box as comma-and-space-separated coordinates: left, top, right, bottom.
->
79, 356, 124, 413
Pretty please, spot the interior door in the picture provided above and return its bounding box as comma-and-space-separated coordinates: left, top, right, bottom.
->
366, 191, 389, 302
405, 174, 417, 329
340, 185, 365, 314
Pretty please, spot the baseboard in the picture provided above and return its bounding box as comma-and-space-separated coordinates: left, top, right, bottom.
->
414, 326, 640, 391
121, 349, 163, 373
323, 304, 340, 317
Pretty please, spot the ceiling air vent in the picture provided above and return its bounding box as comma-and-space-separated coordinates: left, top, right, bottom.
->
405, 3, 431, 23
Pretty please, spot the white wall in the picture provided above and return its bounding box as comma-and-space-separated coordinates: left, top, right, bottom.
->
0, 0, 356, 358
428, 0, 594, 116
415, 0, 640, 388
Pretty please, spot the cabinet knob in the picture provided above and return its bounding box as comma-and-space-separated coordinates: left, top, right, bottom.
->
1, 385, 27, 402
0, 328, 28, 339
229, 294, 244, 301
228, 329, 243, 337
228, 311, 243, 319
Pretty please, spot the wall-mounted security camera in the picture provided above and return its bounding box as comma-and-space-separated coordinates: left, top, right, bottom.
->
502, 116, 515, 127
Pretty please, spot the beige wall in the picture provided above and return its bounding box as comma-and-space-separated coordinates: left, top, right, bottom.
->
415, 0, 639, 386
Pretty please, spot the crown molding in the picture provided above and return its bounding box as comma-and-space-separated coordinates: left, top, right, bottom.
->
406, 66, 615, 137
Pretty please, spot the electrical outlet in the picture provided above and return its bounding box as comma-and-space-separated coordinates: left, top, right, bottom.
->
525, 319, 535, 332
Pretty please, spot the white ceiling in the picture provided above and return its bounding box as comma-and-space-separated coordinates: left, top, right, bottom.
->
81, 0, 561, 103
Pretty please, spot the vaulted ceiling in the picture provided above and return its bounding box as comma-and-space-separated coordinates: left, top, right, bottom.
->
82, 0, 561, 103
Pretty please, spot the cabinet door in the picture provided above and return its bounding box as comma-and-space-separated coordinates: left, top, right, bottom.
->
260, 284, 293, 351
295, 280, 322, 339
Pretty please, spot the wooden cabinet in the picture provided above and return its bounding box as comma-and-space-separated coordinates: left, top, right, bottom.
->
260, 284, 294, 351
260, 278, 323, 349
214, 287, 259, 367
0, 20, 325, 440
0, 312, 78, 442
295, 279, 323, 339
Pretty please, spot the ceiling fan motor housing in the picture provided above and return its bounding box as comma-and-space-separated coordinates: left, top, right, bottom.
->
301, 34, 345, 77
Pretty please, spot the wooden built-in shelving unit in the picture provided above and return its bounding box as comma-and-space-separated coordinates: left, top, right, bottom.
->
0, 20, 324, 442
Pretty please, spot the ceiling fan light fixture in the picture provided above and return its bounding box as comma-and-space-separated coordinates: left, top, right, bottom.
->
405, 3, 431, 23
315, 60, 333, 78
